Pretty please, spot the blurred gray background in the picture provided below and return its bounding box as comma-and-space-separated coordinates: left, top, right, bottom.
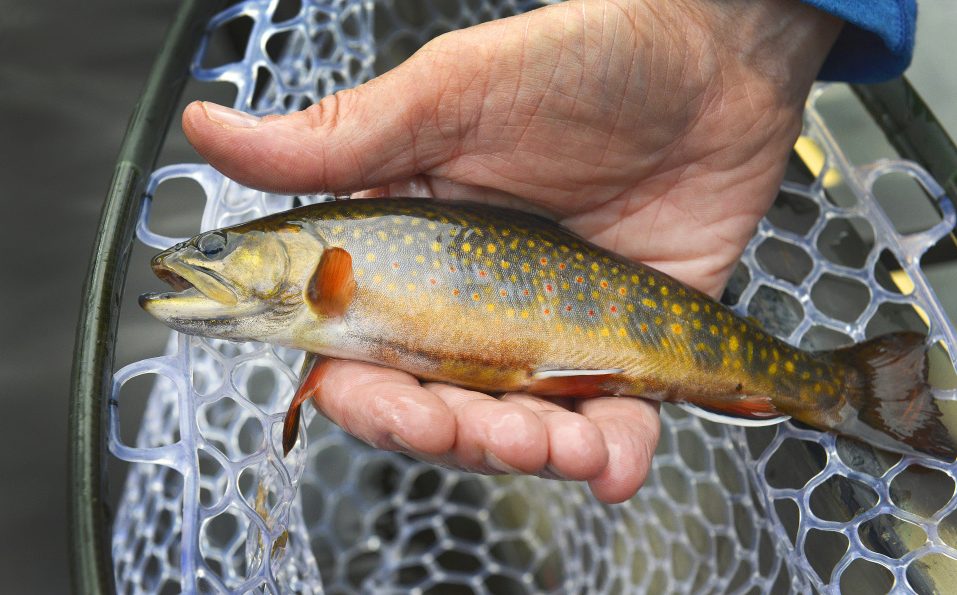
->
1, 1, 955, 592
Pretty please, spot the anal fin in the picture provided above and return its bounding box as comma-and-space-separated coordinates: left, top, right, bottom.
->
677, 402, 790, 427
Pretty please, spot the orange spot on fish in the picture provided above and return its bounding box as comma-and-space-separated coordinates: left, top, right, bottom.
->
472, 293, 480, 301
479, 270, 488, 277
600, 280, 609, 289
449, 265, 457, 272
429, 278, 437, 285
523, 289, 530, 297
575, 276, 584, 284
559, 262, 566, 270
640, 323, 649, 333
500, 289, 507, 297
452, 289, 460, 296
543, 308, 551, 315
391, 262, 399, 269
545, 284, 554, 292
610, 305, 618, 313
618, 287, 627, 296
540, 257, 548, 265
565, 305, 573, 312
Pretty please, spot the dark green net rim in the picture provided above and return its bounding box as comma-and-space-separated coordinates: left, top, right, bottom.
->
68, 1, 226, 592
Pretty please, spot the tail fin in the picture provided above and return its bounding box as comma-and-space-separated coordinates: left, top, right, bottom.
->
833, 332, 956, 460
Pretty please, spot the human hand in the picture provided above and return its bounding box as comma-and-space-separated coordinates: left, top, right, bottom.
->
182, 0, 840, 502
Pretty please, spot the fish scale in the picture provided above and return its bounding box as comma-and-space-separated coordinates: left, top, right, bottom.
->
140, 198, 957, 460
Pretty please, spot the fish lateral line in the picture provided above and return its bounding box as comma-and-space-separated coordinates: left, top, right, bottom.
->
532, 368, 625, 379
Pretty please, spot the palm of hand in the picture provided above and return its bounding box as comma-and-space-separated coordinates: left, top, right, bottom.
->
183, 0, 834, 502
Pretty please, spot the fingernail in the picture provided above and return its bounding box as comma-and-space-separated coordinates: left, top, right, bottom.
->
485, 452, 521, 474
389, 433, 413, 452
202, 102, 260, 128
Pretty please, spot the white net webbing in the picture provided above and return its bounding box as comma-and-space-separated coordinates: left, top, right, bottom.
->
109, 1, 957, 592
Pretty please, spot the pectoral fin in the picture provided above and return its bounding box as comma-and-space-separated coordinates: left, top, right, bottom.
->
528, 368, 624, 398
282, 353, 329, 456
306, 247, 356, 318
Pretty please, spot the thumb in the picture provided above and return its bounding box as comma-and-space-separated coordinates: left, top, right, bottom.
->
182, 45, 477, 194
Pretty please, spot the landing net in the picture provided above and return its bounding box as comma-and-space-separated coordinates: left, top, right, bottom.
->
109, 1, 957, 592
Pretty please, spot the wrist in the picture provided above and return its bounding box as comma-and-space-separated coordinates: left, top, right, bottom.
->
670, 0, 843, 104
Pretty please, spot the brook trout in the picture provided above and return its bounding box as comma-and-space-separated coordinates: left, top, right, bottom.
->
140, 198, 956, 459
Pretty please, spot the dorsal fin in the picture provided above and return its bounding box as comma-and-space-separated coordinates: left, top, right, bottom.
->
306, 247, 356, 318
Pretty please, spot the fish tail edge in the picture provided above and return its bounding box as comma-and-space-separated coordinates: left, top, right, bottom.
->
833, 332, 956, 460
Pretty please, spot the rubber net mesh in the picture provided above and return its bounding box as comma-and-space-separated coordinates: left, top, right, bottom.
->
109, 1, 957, 592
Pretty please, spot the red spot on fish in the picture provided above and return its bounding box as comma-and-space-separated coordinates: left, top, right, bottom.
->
479, 270, 488, 278
588, 309, 595, 317
545, 284, 554, 292
500, 289, 507, 297
452, 289, 460, 296
575, 276, 584, 284
540, 257, 548, 266
565, 305, 573, 312
610, 305, 618, 313
523, 289, 530, 297
429, 278, 437, 285
543, 308, 551, 315
559, 262, 566, 270
600, 280, 609, 289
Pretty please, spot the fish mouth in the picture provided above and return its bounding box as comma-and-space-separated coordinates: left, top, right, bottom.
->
139, 257, 240, 318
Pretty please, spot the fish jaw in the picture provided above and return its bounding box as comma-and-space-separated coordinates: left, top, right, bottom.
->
140, 251, 261, 331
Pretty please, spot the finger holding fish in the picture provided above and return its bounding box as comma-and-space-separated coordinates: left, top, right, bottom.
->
423, 383, 548, 475
500, 393, 610, 481
306, 359, 456, 455
579, 398, 661, 504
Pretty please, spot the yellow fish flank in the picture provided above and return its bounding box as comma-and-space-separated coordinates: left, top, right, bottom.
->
140, 198, 956, 460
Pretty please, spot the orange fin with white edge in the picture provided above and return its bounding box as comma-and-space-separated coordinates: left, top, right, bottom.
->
677, 402, 789, 427
282, 353, 328, 456
528, 368, 624, 398
306, 247, 356, 318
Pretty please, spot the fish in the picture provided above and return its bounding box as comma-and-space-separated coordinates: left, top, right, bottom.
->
139, 198, 957, 460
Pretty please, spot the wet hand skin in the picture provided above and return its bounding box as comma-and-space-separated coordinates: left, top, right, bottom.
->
182, 0, 840, 502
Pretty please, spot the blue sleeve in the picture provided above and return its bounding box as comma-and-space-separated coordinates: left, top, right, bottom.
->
801, 0, 917, 83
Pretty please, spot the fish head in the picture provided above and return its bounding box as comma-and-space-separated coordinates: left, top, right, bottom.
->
140, 223, 314, 341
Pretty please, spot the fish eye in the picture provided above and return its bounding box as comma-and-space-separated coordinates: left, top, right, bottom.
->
197, 231, 227, 257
